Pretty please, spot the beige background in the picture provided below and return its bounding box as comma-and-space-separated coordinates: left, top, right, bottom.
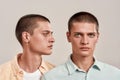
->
0, 0, 120, 69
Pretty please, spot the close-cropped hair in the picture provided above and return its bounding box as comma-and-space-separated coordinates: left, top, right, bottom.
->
15, 14, 50, 45
68, 11, 99, 33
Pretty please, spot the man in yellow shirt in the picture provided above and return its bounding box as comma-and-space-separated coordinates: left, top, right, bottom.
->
0, 14, 55, 80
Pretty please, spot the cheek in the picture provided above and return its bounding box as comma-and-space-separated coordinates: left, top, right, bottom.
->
33, 37, 42, 43
90, 40, 98, 47
32, 34, 47, 42
30, 38, 46, 50
71, 39, 80, 47
30, 35, 43, 45
36, 38, 48, 46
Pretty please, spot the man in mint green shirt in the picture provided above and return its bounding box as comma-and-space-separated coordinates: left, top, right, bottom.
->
41, 11, 120, 80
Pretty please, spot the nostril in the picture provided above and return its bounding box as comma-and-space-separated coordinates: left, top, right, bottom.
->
50, 37, 55, 43
81, 38, 89, 45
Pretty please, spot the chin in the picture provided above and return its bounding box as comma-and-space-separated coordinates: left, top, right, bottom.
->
45, 52, 52, 55
80, 52, 90, 56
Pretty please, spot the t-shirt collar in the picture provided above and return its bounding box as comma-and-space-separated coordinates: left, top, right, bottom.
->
66, 54, 102, 75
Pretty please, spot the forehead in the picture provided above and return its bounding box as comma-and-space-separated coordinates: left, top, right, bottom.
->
34, 21, 52, 31
71, 22, 97, 33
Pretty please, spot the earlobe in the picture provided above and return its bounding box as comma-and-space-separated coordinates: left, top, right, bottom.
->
66, 32, 71, 42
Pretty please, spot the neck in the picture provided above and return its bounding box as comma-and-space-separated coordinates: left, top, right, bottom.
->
18, 53, 42, 73
71, 54, 94, 72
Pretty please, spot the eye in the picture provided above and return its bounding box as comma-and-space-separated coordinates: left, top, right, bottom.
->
42, 32, 49, 37
74, 33, 82, 38
88, 33, 96, 38
42, 31, 53, 37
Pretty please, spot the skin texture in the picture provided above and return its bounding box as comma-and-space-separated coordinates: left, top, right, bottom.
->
18, 21, 55, 72
23, 21, 54, 55
67, 22, 99, 71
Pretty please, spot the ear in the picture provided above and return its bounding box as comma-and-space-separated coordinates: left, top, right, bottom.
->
22, 32, 30, 43
96, 32, 100, 43
66, 32, 71, 42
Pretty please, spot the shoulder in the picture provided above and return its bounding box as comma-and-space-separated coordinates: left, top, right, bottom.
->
0, 61, 11, 71
98, 61, 120, 73
43, 61, 55, 70
48, 63, 67, 73
41, 63, 68, 80
0, 61, 12, 79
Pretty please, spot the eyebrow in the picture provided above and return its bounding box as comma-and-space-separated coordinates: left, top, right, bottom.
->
42, 30, 53, 33
74, 32, 96, 34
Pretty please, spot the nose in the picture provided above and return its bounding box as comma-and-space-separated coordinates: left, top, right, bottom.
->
49, 35, 55, 43
81, 35, 89, 45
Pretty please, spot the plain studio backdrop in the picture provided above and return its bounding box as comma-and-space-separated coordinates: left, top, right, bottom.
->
0, 0, 120, 69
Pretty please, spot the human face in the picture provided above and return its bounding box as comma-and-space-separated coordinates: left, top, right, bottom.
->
67, 22, 99, 57
28, 21, 55, 55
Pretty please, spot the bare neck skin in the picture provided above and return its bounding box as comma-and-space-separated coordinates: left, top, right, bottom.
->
18, 51, 42, 73
71, 54, 94, 72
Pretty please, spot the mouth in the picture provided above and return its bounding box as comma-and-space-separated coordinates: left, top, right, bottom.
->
80, 47, 90, 51
48, 45, 53, 49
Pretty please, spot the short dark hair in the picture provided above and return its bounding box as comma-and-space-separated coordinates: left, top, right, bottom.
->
68, 11, 99, 33
15, 14, 50, 45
